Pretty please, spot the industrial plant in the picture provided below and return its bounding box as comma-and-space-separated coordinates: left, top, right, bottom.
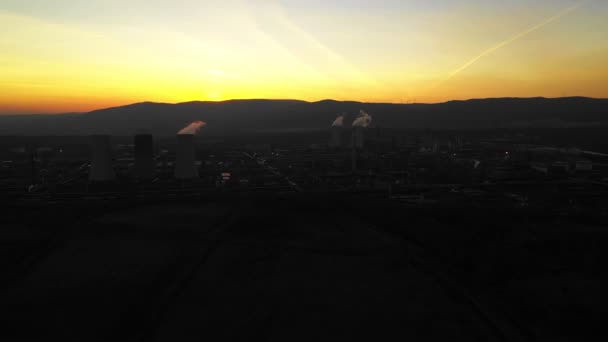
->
1, 110, 607, 209
2, 109, 608, 342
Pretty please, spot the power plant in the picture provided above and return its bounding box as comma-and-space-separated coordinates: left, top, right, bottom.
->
6, 101, 608, 342
174, 134, 198, 179
85, 121, 206, 182
134, 134, 155, 179
89, 135, 115, 181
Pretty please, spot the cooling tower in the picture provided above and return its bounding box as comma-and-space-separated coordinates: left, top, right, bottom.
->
89, 135, 115, 181
352, 127, 364, 149
351, 144, 357, 172
134, 134, 155, 179
329, 126, 343, 148
174, 134, 198, 179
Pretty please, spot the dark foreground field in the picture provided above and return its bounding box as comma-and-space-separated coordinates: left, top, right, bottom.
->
1, 194, 607, 341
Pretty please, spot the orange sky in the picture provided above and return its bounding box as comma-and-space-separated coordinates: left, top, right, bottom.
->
1, 0, 607, 114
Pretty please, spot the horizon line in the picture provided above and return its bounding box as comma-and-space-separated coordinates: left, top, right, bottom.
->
1, 95, 604, 116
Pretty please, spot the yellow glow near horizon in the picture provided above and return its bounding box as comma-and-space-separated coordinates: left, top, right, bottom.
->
1, 1, 607, 113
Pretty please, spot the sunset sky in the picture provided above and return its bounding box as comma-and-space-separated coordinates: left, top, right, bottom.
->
1, 0, 607, 114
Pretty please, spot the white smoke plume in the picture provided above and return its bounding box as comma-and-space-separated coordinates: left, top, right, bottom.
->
332, 113, 345, 127
178, 121, 206, 135
352, 110, 372, 128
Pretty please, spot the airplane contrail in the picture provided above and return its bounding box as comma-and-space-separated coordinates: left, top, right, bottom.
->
438, 2, 585, 86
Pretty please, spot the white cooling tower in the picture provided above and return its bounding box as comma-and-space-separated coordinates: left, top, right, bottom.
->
134, 134, 155, 179
329, 126, 343, 148
174, 134, 198, 179
89, 135, 115, 181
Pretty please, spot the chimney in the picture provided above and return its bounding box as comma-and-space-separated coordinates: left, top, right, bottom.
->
174, 134, 198, 179
329, 126, 343, 148
351, 129, 357, 173
89, 135, 115, 181
134, 134, 155, 179
351, 146, 357, 173
353, 127, 364, 149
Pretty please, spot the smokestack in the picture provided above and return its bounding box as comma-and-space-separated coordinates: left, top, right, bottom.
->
329, 113, 345, 148
351, 110, 371, 149
174, 134, 198, 179
351, 142, 357, 173
89, 135, 115, 181
134, 134, 155, 179
329, 127, 342, 148
351, 128, 359, 173
352, 127, 364, 149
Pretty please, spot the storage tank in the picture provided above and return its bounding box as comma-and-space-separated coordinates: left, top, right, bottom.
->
174, 134, 198, 179
134, 134, 155, 179
89, 135, 115, 181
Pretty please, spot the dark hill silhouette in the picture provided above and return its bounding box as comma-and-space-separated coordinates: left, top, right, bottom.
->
1, 97, 607, 135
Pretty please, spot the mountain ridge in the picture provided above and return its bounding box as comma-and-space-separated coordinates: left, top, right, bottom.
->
1, 97, 607, 135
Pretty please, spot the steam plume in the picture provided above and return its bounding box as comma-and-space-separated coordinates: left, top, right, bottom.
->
352, 110, 372, 128
332, 113, 345, 127
178, 121, 206, 135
